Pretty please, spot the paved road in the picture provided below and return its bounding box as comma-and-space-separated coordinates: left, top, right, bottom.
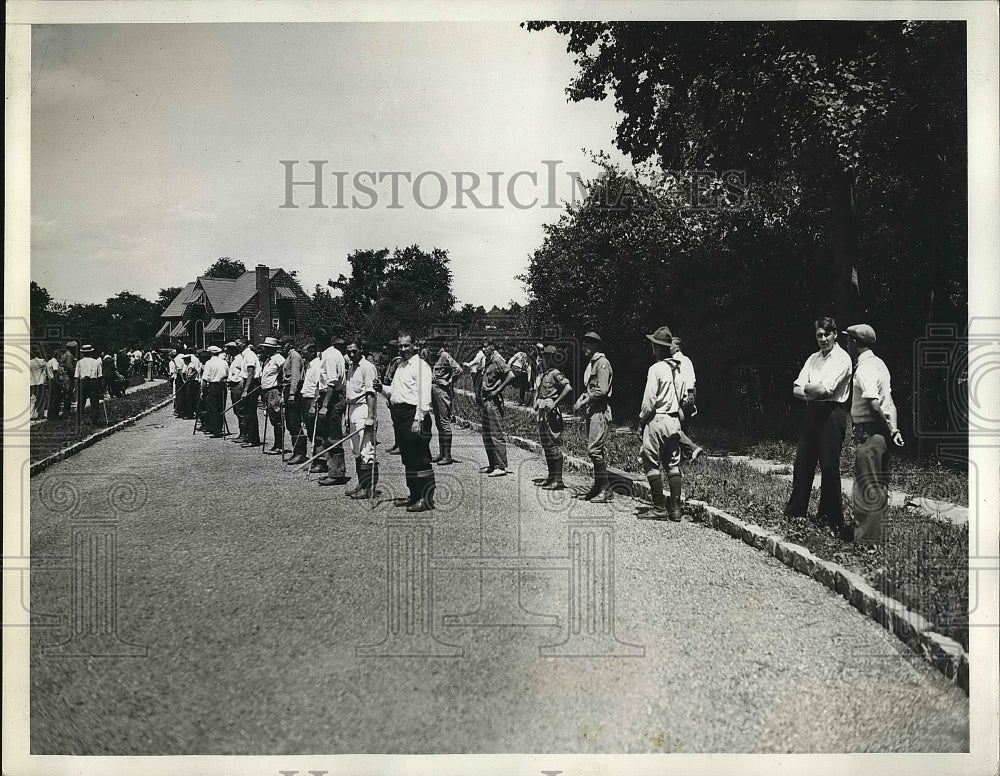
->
29, 401, 968, 754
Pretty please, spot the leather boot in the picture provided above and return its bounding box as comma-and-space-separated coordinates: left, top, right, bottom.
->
541, 457, 565, 490
432, 440, 445, 463
348, 458, 373, 499
638, 474, 667, 517
437, 436, 455, 466
667, 473, 683, 521
588, 463, 614, 503
345, 457, 364, 495
534, 456, 555, 486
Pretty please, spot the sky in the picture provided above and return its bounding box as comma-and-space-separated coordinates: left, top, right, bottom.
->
30, 22, 628, 308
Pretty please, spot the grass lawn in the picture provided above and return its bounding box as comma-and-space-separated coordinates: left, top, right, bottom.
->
30, 382, 173, 463
453, 391, 969, 651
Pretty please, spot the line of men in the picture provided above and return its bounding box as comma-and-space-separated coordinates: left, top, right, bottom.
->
29, 342, 135, 423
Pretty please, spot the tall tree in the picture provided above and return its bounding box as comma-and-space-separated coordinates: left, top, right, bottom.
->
156, 286, 185, 310
202, 257, 247, 279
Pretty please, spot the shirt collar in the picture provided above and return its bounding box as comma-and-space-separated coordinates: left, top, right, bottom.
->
589, 351, 605, 363
856, 349, 874, 363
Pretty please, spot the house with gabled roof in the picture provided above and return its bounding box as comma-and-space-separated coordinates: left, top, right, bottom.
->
157, 264, 314, 348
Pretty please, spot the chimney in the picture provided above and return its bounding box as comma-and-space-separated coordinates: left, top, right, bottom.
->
256, 264, 271, 341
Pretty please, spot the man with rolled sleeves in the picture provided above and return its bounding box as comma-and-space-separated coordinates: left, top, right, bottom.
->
74, 344, 103, 425
383, 339, 403, 455
571, 332, 614, 502
845, 324, 903, 546
280, 335, 307, 464
225, 342, 245, 441
238, 339, 262, 446
430, 337, 463, 466
637, 327, 687, 521
299, 343, 327, 473
200, 345, 229, 438
375, 331, 435, 511
343, 339, 380, 498
316, 330, 350, 486
785, 316, 852, 531
478, 338, 515, 477
533, 344, 573, 490
258, 337, 285, 454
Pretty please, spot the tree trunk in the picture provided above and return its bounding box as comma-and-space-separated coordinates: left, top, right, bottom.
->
830, 171, 862, 328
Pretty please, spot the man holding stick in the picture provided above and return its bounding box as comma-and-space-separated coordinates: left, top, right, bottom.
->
572, 331, 615, 502
201, 345, 229, 438
281, 335, 307, 465
316, 330, 350, 486
298, 343, 326, 474
258, 337, 285, 454
225, 342, 245, 441
478, 338, 515, 477
533, 344, 573, 490
238, 339, 262, 447
344, 339, 380, 499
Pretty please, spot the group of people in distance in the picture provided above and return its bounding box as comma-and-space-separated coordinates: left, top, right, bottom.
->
170, 315, 899, 544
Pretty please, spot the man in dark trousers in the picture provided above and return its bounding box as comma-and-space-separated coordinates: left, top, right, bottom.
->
281, 335, 307, 464
58, 341, 78, 419
785, 316, 852, 533
572, 332, 614, 502
532, 345, 573, 490
478, 338, 515, 477
430, 337, 463, 466
74, 344, 103, 425
200, 346, 228, 437
382, 339, 403, 455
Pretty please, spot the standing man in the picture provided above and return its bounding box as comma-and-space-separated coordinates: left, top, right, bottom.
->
671, 336, 704, 462
225, 342, 245, 442
507, 346, 531, 406
571, 332, 614, 502
316, 330, 350, 486
846, 324, 903, 546
45, 348, 62, 420
172, 346, 188, 417
299, 343, 327, 474
74, 344, 104, 425
344, 339, 380, 499
258, 337, 285, 454
29, 347, 48, 420
430, 337, 464, 466
201, 345, 229, 438
637, 327, 687, 521
59, 341, 78, 419
464, 341, 487, 399
532, 345, 573, 490
478, 339, 515, 477
374, 331, 435, 511
238, 339, 262, 447
280, 335, 307, 464
382, 339, 403, 456
785, 316, 853, 532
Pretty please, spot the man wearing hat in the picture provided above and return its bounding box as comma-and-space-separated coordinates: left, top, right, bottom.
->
478, 338, 515, 476
224, 342, 245, 441
430, 337, 463, 466
299, 342, 327, 473
200, 345, 229, 437
280, 335, 307, 464
172, 346, 187, 416
57, 341, 78, 419
532, 345, 573, 490
785, 316, 853, 532
637, 326, 688, 520
74, 345, 104, 425
316, 329, 350, 485
343, 338, 380, 498
845, 324, 903, 546
571, 332, 614, 502
237, 339, 262, 446
258, 336, 286, 454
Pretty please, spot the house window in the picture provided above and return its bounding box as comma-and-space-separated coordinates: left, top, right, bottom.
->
288, 319, 296, 336
272, 318, 280, 334
242, 318, 251, 340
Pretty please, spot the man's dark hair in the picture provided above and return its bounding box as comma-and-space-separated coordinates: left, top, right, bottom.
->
314, 329, 332, 348
815, 316, 838, 334
397, 329, 414, 342
279, 334, 294, 347
345, 338, 362, 350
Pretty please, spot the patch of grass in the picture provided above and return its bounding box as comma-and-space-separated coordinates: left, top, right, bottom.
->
30, 383, 173, 463
453, 391, 970, 651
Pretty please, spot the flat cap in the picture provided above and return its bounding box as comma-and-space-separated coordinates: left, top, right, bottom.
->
845, 324, 876, 346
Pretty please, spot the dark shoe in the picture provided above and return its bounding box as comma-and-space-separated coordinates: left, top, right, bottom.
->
241, 441, 260, 448
285, 454, 308, 465
231, 437, 246, 443
432, 452, 445, 463
309, 461, 328, 473
589, 489, 614, 504
318, 475, 351, 486
406, 498, 434, 513
209, 433, 224, 438
393, 496, 416, 507
348, 488, 373, 500
541, 480, 565, 491
388, 446, 401, 455
638, 506, 670, 519
533, 477, 553, 486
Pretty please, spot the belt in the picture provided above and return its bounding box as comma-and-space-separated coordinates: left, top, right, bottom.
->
654, 410, 680, 417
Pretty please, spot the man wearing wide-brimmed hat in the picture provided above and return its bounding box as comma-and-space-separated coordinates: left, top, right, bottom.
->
637, 326, 687, 521
74, 344, 104, 425
258, 336, 286, 454
533, 344, 573, 490
571, 331, 614, 502
201, 345, 229, 437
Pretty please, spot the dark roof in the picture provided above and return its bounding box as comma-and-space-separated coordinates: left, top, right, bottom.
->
213, 268, 280, 314
160, 269, 289, 318
161, 282, 197, 318
197, 277, 238, 311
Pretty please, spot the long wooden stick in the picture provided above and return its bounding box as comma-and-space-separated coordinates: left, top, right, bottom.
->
295, 426, 365, 472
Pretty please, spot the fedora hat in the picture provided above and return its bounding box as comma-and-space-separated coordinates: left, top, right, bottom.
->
582, 331, 603, 344
645, 326, 674, 347
260, 336, 280, 349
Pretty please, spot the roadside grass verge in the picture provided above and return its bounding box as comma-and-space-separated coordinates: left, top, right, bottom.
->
30, 383, 173, 463
454, 391, 969, 651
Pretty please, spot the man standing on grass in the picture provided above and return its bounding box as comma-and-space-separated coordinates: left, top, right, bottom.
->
845, 324, 903, 546
785, 316, 852, 535
463, 341, 487, 399
478, 338, 515, 477
637, 327, 687, 521
430, 337, 464, 466
507, 346, 531, 406
571, 332, 614, 503
374, 331, 436, 512
532, 345, 573, 490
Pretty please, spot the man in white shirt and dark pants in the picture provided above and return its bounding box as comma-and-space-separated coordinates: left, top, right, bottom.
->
74, 344, 104, 425
201, 345, 229, 438
316, 330, 350, 486
785, 316, 853, 532
375, 331, 435, 512
344, 339, 380, 498
258, 337, 285, 454
845, 324, 903, 546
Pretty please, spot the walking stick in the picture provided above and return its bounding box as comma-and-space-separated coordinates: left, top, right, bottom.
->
370, 417, 377, 510
192, 387, 203, 435
261, 393, 269, 453
221, 391, 231, 436
101, 397, 109, 426
305, 402, 320, 478
294, 425, 366, 472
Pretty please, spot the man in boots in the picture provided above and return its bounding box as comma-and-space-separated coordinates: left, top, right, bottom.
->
281, 335, 307, 464
316, 329, 350, 486
299, 343, 327, 474
532, 345, 573, 490
571, 332, 614, 502
637, 326, 687, 521
343, 339, 380, 499
430, 337, 463, 466
478, 339, 515, 477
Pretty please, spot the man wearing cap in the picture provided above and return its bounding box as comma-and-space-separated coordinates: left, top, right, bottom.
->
200, 345, 229, 437
343, 338, 380, 498
280, 335, 307, 464
58, 341, 78, 419
299, 342, 327, 473
533, 345, 573, 490
671, 336, 704, 462
571, 332, 615, 502
637, 327, 688, 520
258, 337, 286, 454
316, 330, 350, 485
785, 316, 853, 531
430, 338, 463, 466
846, 324, 903, 546
478, 339, 515, 476
74, 345, 104, 425
238, 339, 262, 447
224, 342, 245, 441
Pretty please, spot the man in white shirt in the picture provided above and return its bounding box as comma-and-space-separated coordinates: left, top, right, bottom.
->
45, 351, 60, 419
224, 342, 245, 441
258, 337, 286, 454
200, 346, 229, 437
374, 331, 435, 511
343, 339, 380, 498
785, 316, 853, 531
316, 330, 350, 485
846, 324, 903, 546
238, 339, 262, 446
29, 347, 48, 420
299, 343, 327, 474
637, 326, 688, 521
172, 347, 188, 417
74, 344, 104, 425
464, 342, 487, 399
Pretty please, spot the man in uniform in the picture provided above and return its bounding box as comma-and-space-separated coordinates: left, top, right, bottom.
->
571, 331, 614, 502
299, 342, 327, 473
671, 336, 704, 462
316, 330, 350, 486
74, 344, 104, 425
280, 335, 307, 464
430, 337, 463, 466
785, 316, 852, 532
200, 345, 229, 438
258, 337, 285, 454
845, 324, 903, 546
532, 344, 573, 490
478, 338, 515, 477
382, 339, 403, 455
238, 339, 262, 447
374, 331, 435, 511
344, 339, 380, 498
637, 326, 687, 521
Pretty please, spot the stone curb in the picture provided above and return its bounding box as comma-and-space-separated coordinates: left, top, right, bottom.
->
30, 395, 174, 478
453, 404, 970, 695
